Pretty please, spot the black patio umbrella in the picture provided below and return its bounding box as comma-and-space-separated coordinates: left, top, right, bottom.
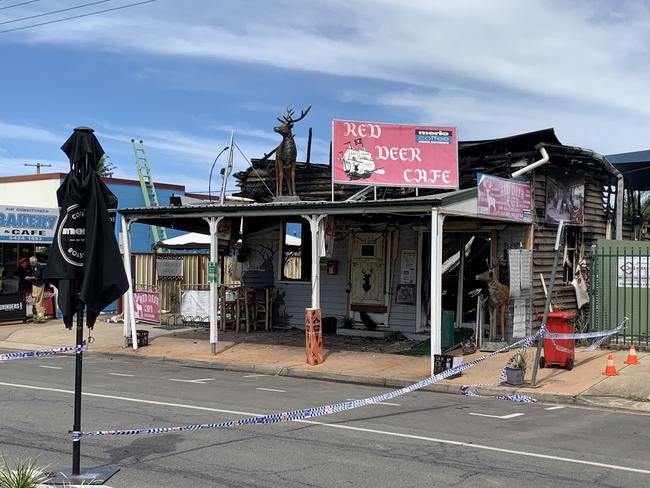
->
46, 126, 128, 328
45, 126, 127, 481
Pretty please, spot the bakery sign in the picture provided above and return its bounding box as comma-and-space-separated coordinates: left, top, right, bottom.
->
332, 120, 458, 188
0, 205, 59, 243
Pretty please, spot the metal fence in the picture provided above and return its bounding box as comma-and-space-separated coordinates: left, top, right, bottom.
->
590, 240, 650, 348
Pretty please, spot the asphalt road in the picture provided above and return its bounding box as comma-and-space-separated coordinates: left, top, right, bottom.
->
0, 351, 649, 487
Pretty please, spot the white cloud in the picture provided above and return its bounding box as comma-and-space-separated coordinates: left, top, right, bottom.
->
3, 0, 649, 163
0, 120, 61, 144
0, 156, 68, 177
6, 1, 650, 119
91, 121, 284, 189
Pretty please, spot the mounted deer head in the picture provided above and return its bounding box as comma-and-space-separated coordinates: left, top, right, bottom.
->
361, 268, 373, 293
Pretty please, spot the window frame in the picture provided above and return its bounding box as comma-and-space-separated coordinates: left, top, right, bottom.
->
279, 220, 311, 282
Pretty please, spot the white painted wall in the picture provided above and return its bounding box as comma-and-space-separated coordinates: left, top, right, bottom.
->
0, 180, 60, 208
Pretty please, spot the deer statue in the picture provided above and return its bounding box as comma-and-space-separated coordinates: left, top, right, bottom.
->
274, 105, 311, 197
476, 265, 510, 340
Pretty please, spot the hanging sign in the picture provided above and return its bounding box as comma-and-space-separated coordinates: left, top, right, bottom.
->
332, 120, 458, 188
180, 290, 209, 322
156, 256, 183, 280
0, 205, 59, 243
545, 169, 584, 225
477, 173, 533, 223
133, 291, 161, 324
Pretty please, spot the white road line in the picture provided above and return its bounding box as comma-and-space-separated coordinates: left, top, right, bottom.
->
0, 381, 649, 476
243, 374, 267, 378
256, 388, 286, 393
468, 412, 524, 420
545, 406, 565, 411
108, 373, 135, 377
38, 365, 62, 370
169, 378, 215, 384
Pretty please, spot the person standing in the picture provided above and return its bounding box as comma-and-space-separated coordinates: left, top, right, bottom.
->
27, 256, 46, 322
13, 257, 32, 293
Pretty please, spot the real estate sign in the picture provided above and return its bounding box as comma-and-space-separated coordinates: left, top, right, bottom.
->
332, 120, 458, 188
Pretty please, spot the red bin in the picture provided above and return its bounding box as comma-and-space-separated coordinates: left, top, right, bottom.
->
538, 312, 576, 370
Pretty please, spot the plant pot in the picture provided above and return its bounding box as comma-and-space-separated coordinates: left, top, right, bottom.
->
505, 366, 525, 386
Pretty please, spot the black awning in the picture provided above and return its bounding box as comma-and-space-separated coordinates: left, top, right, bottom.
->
607, 150, 650, 191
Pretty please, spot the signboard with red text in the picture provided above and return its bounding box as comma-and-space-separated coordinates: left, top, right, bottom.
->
477, 173, 533, 223
332, 120, 458, 188
133, 291, 161, 324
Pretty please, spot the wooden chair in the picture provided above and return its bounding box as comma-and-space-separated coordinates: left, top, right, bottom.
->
235, 287, 253, 333
218, 286, 238, 331
251, 288, 271, 331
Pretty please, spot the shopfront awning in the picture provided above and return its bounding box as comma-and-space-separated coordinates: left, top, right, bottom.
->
607, 150, 650, 191
157, 231, 301, 250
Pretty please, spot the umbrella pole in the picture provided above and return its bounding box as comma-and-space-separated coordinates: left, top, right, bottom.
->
72, 280, 84, 475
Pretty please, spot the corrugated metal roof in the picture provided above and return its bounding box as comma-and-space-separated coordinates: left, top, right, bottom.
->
119, 187, 477, 217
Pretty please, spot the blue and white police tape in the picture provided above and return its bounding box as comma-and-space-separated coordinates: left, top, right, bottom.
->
546, 318, 627, 354
72, 332, 544, 441
462, 318, 628, 399
0, 343, 86, 362
461, 328, 543, 403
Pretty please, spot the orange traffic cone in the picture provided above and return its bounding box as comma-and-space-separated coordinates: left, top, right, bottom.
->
624, 345, 641, 365
603, 354, 619, 376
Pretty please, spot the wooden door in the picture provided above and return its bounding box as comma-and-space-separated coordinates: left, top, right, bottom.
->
350, 233, 385, 306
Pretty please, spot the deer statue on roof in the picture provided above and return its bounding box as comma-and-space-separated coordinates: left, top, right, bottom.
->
274, 105, 311, 197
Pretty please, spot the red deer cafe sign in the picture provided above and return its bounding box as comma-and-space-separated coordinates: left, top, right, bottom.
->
332, 120, 458, 188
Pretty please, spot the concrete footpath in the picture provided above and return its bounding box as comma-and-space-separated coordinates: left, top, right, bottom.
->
1, 319, 649, 413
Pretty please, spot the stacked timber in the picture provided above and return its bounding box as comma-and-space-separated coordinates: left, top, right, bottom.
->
233, 159, 433, 202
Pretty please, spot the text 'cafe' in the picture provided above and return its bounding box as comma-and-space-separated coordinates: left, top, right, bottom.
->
0, 205, 59, 321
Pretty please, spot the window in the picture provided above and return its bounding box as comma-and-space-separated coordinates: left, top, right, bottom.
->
281, 220, 311, 281
562, 227, 582, 283
361, 244, 376, 257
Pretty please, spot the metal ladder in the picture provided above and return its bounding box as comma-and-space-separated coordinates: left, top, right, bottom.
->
131, 139, 168, 244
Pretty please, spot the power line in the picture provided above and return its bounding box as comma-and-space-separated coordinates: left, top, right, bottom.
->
234, 141, 275, 199
0, 140, 17, 158
0, 0, 157, 34
0, 0, 41, 11
0, 0, 113, 26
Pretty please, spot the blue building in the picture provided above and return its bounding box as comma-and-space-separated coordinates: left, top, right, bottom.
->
0, 173, 187, 299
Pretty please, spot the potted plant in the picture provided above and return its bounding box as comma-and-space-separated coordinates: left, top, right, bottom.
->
505, 351, 528, 386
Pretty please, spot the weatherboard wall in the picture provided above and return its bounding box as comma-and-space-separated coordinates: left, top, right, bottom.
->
242, 219, 420, 332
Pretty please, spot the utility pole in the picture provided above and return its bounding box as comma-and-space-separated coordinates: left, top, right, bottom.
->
25, 162, 52, 174
219, 130, 235, 205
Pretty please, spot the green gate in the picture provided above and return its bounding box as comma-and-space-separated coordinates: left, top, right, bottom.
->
590, 240, 650, 348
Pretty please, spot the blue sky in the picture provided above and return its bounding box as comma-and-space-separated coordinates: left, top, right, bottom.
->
1, 0, 649, 194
